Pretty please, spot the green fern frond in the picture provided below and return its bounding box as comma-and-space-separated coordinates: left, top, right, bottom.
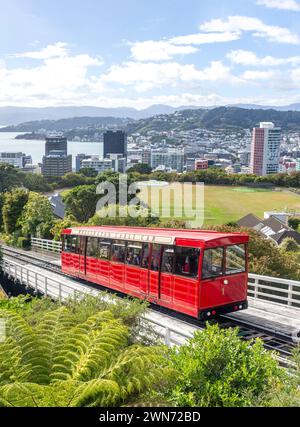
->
0, 309, 48, 384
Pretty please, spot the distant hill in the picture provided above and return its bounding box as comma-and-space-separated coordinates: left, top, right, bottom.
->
127, 107, 300, 133
231, 103, 300, 111
0, 105, 202, 126
0, 116, 132, 133
2, 107, 300, 136
0, 103, 300, 126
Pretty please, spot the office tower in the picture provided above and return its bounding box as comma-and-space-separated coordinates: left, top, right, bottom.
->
250, 122, 281, 176
42, 132, 72, 177
103, 131, 127, 158
45, 132, 67, 156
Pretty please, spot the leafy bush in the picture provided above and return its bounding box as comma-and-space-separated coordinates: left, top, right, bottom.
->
165, 324, 283, 407
16, 237, 31, 250
279, 237, 300, 253
254, 345, 300, 407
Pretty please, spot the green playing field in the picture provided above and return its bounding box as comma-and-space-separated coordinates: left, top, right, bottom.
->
138, 183, 300, 225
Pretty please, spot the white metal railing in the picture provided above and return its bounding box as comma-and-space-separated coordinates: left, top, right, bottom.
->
248, 273, 300, 309
1, 257, 193, 346
31, 238, 62, 254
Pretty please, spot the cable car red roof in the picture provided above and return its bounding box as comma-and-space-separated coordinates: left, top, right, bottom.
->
62, 226, 249, 247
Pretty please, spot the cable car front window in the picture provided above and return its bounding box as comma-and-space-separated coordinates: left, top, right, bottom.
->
202, 247, 224, 279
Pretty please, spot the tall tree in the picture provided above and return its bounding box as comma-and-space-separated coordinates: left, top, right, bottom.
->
20, 192, 54, 237
2, 189, 29, 235
64, 185, 98, 222
0, 164, 20, 193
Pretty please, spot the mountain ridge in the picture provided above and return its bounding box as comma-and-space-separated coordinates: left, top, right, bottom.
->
1, 103, 300, 126
2, 106, 300, 135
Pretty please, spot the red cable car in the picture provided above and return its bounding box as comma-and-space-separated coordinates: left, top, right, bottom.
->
61, 226, 249, 320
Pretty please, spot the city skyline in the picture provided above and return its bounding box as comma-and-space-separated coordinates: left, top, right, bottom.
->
0, 0, 300, 109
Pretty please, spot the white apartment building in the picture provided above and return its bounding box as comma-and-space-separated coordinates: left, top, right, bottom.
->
0, 152, 32, 169
81, 156, 113, 173
151, 148, 185, 172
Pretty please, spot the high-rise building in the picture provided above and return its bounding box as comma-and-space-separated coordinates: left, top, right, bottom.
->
42, 133, 72, 176
103, 131, 127, 158
250, 122, 281, 176
45, 132, 67, 156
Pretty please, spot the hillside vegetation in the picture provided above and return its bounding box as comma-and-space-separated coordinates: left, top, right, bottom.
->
2, 106, 300, 134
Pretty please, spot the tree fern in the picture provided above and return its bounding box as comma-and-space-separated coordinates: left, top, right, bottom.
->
0, 306, 168, 406
0, 309, 48, 384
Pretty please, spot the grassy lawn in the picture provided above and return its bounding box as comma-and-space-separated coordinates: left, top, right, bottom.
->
138, 183, 300, 225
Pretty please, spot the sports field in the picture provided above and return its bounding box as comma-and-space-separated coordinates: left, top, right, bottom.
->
138, 183, 300, 226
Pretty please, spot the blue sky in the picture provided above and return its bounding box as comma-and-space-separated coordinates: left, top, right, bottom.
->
0, 0, 300, 109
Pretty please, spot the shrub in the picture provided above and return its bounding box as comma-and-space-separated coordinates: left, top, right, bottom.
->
16, 237, 31, 250
165, 323, 283, 407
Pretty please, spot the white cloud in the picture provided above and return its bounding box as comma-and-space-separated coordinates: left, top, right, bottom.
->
130, 40, 198, 61
129, 15, 300, 62
0, 43, 105, 106
241, 69, 277, 80
129, 31, 241, 62
239, 68, 300, 91
101, 60, 240, 92
11, 42, 69, 59
200, 15, 300, 44
227, 49, 300, 66
170, 31, 240, 45
256, 0, 300, 11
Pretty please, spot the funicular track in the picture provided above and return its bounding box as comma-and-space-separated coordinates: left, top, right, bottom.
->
2, 245, 298, 364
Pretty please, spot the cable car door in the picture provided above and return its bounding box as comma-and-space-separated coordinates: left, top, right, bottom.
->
148, 244, 162, 301
78, 236, 87, 276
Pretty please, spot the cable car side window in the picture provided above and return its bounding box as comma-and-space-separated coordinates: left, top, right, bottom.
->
86, 237, 99, 258
151, 244, 161, 271
140, 244, 150, 269
174, 247, 200, 278
126, 242, 143, 266
226, 244, 246, 275
78, 237, 86, 256
99, 239, 111, 260
64, 236, 73, 253
161, 246, 175, 273
71, 236, 78, 254
202, 247, 224, 279
111, 240, 126, 263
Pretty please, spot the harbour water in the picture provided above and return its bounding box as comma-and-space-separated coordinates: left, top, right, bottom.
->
0, 132, 103, 168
